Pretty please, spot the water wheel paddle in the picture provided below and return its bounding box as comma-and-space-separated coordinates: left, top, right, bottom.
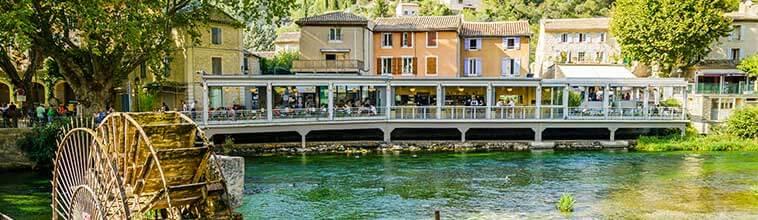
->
52, 112, 234, 219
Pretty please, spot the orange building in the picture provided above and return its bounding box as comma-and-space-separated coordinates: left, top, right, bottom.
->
372, 16, 462, 77
460, 21, 531, 77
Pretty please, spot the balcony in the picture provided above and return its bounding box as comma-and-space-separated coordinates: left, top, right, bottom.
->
695, 83, 754, 95
292, 59, 364, 73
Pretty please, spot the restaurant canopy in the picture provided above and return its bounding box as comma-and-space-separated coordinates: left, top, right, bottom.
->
555, 64, 637, 79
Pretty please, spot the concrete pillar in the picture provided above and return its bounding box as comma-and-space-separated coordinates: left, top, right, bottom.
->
643, 86, 649, 118
609, 127, 618, 142
532, 127, 544, 142
458, 128, 469, 143
328, 83, 334, 120
535, 85, 542, 119
383, 127, 393, 143
298, 130, 308, 148
682, 86, 688, 120
562, 85, 569, 119
486, 84, 493, 119
202, 82, 209, 126
680, 126, 686, 137
386, 83, 392, 119
603, 84, 610, 119
436, 84, 443, 119
719, 75, 725, 95
266, 83, 273, 122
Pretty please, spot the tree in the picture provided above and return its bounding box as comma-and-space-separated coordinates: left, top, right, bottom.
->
0, 1, 44, 106
370, 0, 392, 18
418, 0, 454, 16
738, 53, 758, 78
610, 0, 738, 77
1, 0, 295, 114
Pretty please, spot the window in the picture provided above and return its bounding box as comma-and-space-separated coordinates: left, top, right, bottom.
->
561, 33, 568, 43
464, 58, 481, 76
242, 57, 249, 74
458, 0, 463, 3
577, 52, 586, 62
599, 33, 606, 42
211, 27, 222, 45
731, 25, 742, 41
465, 38, 481, 50
325, 54, 336, 60
382, 33, 393, 48
426, 56, 437, 75
401, 32, 413, 47
501, 58, 520, 77
212, 57, 222, 75
503, 37, 519, 50
402, 57, 414, 75
731, 48, 741, 61
427, 32, 437, 47
140, 64, 147, 78
595, 52, 604, 63
578, 33, 585, 43
381, 58, 392, 75
329, 28, 342, 41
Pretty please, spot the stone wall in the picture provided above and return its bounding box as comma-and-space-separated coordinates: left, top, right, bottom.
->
212, 155, 245, 208
0, 128, 33, 170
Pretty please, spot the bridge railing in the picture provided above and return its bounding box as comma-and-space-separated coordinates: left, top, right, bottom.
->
334, 106, 386, 119
441, 106, 487, 119
491, 106, 537, 120
273, 108, 329, 120
390, 106, 437, 120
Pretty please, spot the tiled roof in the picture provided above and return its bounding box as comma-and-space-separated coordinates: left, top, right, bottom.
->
461, 21, 531, 37
274, 32, 300, 43
250, 51, 275, 59
373, 15, 462, 32
542, 18, 610, 31
295, 12, 369, 26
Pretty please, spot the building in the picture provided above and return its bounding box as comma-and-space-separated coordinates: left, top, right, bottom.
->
688, 0, 758, 133
372, 15, 462, 77
460, 21, 531, 78
534, 18, 622, 78
439, 0, 481, 11
291, 12, 372, 74
396, 2, 419, 17
274, 32, 300, 53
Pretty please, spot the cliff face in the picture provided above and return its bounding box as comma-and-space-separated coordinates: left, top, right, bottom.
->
0, 128, 33, 170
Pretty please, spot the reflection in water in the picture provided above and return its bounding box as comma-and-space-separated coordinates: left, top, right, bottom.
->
241, 152, 758, 219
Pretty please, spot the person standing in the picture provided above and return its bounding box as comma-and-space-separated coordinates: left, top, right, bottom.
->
8, 102, 17, 128
36, 104, 46, 125
47, 105, 56, 123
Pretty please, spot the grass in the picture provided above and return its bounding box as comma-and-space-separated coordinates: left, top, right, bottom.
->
0, 172, 51, 220
636, 133, 758, 152
556, 193, 575, 212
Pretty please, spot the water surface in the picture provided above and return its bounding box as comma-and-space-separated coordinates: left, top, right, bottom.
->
240, 151, 758, 219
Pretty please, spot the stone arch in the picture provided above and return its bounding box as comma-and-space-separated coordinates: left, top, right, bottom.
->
53, 81, 76, 105
0, 82, 10, 105
28, 82, 47, 106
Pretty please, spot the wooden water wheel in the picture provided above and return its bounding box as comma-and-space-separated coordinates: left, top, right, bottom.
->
52, 112, 234, 219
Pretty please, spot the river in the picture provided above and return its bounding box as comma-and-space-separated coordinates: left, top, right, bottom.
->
2, 151, 758, 219
240, 151, 758, 219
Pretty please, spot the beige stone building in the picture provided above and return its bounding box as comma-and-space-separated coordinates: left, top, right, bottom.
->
460, 21, 531, 77
534, 18, 623, 78
292, 12, 372, 74
274, 32, 300, 53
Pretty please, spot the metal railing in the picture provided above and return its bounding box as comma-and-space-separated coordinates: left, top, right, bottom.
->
491, 106, 537, 120
695, 83, 755, 95
334, 107, 386, 119
390, 106, 436, 120
292, 60, 364, 73
273, 108, 328, 120
441, 106, 487, 119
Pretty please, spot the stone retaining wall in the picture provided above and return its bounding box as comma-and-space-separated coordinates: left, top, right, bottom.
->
0, 128, 33, 170
216, 140, 635, 156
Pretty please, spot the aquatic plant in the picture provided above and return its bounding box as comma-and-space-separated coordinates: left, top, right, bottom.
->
556, 193, 575, 212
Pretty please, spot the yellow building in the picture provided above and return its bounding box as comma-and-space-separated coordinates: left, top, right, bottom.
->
460, 21, 531, 77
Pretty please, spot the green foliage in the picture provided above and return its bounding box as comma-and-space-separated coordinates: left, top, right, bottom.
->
568, 92, 582, 107
636, 133, 758, 151
556, 193, 575, 212
660, 98, 681, 107
16, 118, 70, 169
418, 0, 454, 16
610, 0, 738, 76
725, 105, 758, 139
370, 0, 392, 18
261, 51, 299, 75
738, 53, 758, 78
138, 92, 157, 112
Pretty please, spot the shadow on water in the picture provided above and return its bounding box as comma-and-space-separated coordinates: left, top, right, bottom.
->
0, 171, 52, 220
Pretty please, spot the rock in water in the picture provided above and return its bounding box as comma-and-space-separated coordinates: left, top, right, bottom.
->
212, 155, 245, 208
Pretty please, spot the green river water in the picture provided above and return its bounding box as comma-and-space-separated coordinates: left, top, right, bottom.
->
2, 151, 758, 219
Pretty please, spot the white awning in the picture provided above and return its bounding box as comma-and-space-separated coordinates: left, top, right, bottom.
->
320, 48, 350, 53
557, 65, 637, 79
697, 69, 745, 76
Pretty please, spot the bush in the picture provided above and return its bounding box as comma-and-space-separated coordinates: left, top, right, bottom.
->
16, 118, 70, 169
261, 51, 298, 75
660, 98, 681, 107
725, 105, 758, 139
556, 193, 575, 212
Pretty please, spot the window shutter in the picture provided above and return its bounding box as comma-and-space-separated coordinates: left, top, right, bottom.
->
586, 33, 592, 43
465, 39, 470, 50
476, 39, 482, 49
464, 58, 470, 75
740, 49, 745, 60
514, 59, 521, 76
574, 33, 580, 43
476, 59, 482, 75
376, 58, 381, 75
392, 58, 401, 75
501, 59, 509, 75
740, 25, 746, 40
515, 37, 521, 50
556, 34, 562, 43
412, 57, 418, 75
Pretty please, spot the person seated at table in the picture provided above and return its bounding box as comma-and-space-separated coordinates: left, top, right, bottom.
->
343, 103, 352, 115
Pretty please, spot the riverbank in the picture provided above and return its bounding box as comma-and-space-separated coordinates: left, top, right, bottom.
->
637, 134, 758, 151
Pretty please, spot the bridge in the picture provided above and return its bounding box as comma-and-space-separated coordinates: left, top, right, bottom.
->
190, 75, 689, 147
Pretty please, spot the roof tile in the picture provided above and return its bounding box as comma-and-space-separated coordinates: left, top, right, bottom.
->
461, 21, 531, 37
295, 12, 368, 26
542, 18, 610, 31
373, 15, 462, 32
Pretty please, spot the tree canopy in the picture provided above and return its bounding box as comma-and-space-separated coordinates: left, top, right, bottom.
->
610, 0, 738, 77
738, 53, 758, 78
0, 0, 295, 112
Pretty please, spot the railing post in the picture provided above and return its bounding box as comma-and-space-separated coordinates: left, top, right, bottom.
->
328, 83, 334, 120
643, 85, 649, 119
535, 85, 542, 119
486, 83, 493, 119
202, 82, 209, 126
681, 85, 688, 120
603, 84, 610, 119
436, 84, 442, 119
266, 83, 273, 122
386, 83, 392, 120
563, 85, 569, 119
